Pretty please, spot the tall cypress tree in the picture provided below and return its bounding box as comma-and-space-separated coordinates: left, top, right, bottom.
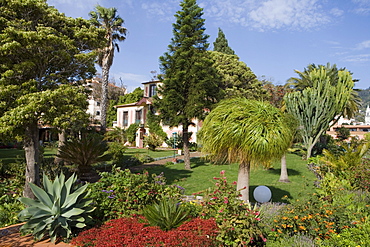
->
155, 0, 223, 170
213, 28, 235, 55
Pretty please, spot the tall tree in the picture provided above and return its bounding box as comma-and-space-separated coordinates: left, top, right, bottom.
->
89, 5, 127, 131
209, 51, 266, 99
284, 68, 354, 159
0, 0, 103, 198
155, 0, 223, 170
198, 98, 294, 202
287, 63, 362, 119
213, 28, 235, 55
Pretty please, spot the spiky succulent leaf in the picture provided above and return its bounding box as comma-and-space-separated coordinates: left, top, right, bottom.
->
29, 183, 53, 208
18, 173, 94, 243
43, 173, 54, 202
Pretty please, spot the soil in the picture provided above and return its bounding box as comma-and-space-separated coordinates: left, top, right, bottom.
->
0, 224, 72, 247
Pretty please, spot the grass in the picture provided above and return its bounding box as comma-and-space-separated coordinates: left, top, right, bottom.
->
124, 148, 176, 159
0, 148, 315, 203
145, 153, 316, 203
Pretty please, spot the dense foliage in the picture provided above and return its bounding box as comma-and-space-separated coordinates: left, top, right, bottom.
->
0, 0, 104, 198
71, 216, 219, 247
88, 168, 183, 221
213, 28, 235, 55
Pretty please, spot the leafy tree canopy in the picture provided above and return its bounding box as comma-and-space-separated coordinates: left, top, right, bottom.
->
209, 51, 266, 100
213, 28, 235, 55
0, 0, 104, 197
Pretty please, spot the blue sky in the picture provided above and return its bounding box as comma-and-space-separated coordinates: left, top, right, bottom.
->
47, 0, 370, 92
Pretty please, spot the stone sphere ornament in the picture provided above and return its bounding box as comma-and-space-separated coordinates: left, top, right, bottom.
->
253, 185, 272, 203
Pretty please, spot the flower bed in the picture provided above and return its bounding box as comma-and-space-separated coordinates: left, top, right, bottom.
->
71, 216, 219, 247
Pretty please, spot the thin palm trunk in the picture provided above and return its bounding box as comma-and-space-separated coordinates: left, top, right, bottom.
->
100, 61, 110, 132
23, 121, 40, 199
237, 162, 250, 202
279, 153, 290, 183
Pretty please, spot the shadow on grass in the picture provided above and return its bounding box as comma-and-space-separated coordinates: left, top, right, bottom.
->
146, 165, 193, 185
249, 185, 291, 203
266, 168, 301, 176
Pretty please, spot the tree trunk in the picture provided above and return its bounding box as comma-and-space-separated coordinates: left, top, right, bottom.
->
23, 122, 40, 199
279, 153, 290, 183
54, 129, 66, 164
182, 123, 191, 170
100, 61, 110, 132
237, 162, 250, 202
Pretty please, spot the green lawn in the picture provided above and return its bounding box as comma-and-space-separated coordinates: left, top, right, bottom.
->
124, 148, 176, 159
0, 148, 315, 203
145, 153, 315, 203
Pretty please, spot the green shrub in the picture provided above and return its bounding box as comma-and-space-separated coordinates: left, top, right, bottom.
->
106, 142, 127, 166
270, 194, 353, 242
56, 134, 109, 179
144, 133, 164, 151
0, 160, 25, 227
0, 200, 24, 227
199, 170, 267, 246
317, 218, 370, 247
126, 123, 139, 144
143, 198, 190, 231
18, 173, 94, 243
88, 168, 183, 221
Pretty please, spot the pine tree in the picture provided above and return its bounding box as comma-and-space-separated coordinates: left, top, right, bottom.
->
213, 28, 235, 55
155, 0, 223, 170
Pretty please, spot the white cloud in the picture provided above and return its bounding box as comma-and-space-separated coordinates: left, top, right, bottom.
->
330, 8, 344, 17
356, 40, 370, 50
352, 0, 370, 14
249, 0, 330, 31
342, 54, 370, 62
136, 0, 335, 31
141, 2, 179, 22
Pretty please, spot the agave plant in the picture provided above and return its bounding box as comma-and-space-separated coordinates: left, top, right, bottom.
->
143, 198, 190, 231
18, 173, 94, 243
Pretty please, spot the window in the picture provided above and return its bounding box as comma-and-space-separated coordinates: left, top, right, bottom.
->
135, 109, 142, 124
123, 112, 128, 127
96, 102, 100, 106
96, 111, 100, 116
149, 84, 156, 97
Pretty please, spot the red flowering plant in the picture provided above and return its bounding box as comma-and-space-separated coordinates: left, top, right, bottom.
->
199, 170, 267, 246
88, 167, 183, 221
71, 216, 219, 247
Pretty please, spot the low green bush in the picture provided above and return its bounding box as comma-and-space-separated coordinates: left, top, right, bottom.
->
88, 168, 183, 222
143, 198, 190, 231
0, 160, 25, 227
199, 170, 267, 246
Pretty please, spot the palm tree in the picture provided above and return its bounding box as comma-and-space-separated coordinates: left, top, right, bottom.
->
57, 134, 109, 181
90, 5, 127, 131
198, 98, 294, 202
287, 63, 361, 119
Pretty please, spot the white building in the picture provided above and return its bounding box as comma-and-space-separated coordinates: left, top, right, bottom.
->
366, 105, 370, 125
114, 80, 201, 148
